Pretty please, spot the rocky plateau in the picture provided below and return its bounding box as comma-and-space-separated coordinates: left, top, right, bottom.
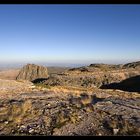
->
0, 61, 140, 136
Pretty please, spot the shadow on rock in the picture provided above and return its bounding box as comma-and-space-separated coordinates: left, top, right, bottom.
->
90, 94, 105, 104
32, 78, 49, 84
100, 75, 140, 92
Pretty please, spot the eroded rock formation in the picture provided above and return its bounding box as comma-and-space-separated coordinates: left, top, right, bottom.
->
16, 64, 48, 81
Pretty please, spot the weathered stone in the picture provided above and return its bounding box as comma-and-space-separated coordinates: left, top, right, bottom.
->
16, 64, 48, 81
113, 129, 119, 135
29, 128, 34, 133
4, 121, 9, 124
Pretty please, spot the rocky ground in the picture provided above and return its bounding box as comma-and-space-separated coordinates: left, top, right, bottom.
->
41, 67, 140, 89
0, 61, 140, 136
0, 79, 140, 136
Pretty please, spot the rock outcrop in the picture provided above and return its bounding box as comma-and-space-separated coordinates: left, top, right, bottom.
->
35, 61, 140, 90
122, 61, 140, 69
16, 64, 48, 81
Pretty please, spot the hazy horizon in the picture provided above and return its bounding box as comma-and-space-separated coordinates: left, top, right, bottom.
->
0, 4, 140, 66
0, 58, 139, 69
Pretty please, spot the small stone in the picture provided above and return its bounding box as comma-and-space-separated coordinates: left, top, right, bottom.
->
31, 86, 36, 88
29, 129, 34, 133
33, 124, 37, 127
4, 121, 9, 124
11, 129, 15, 133
78, 116, 82, 119
113, 129, 119, 135
20, 125, 26, 129
34, 130, 39, 133
106, 101, 113, 104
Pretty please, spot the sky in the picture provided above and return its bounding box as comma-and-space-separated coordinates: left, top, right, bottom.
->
0, 4, 140, 67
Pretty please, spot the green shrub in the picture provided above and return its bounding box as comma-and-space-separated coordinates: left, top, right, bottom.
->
34, 83, 51, 89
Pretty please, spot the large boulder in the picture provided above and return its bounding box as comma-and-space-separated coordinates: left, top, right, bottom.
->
16, 64, 48, 81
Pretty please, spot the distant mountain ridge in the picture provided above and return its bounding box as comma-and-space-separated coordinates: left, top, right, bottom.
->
122, 61, 140, 68
68, 61, 140, 72
89, 61, 140, 69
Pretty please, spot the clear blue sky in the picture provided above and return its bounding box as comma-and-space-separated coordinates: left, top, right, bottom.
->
0, 4, 140, 66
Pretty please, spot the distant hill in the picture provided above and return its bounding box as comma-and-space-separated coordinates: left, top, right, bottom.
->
122, 61, 140, 69
68, 61, 140, 72
89, 63, 122, 70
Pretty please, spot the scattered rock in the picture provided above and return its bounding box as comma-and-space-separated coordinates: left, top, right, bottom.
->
29, 128, 34, 134
4, 121, 9, 124
113, 129, 119, 135
20, 125, 26, 129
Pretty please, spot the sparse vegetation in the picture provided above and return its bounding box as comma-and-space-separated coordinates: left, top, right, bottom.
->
0, 62, 140, 135
34, 83, 51, 89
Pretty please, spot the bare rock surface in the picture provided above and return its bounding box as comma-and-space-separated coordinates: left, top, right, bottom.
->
0, 83, 140, 136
